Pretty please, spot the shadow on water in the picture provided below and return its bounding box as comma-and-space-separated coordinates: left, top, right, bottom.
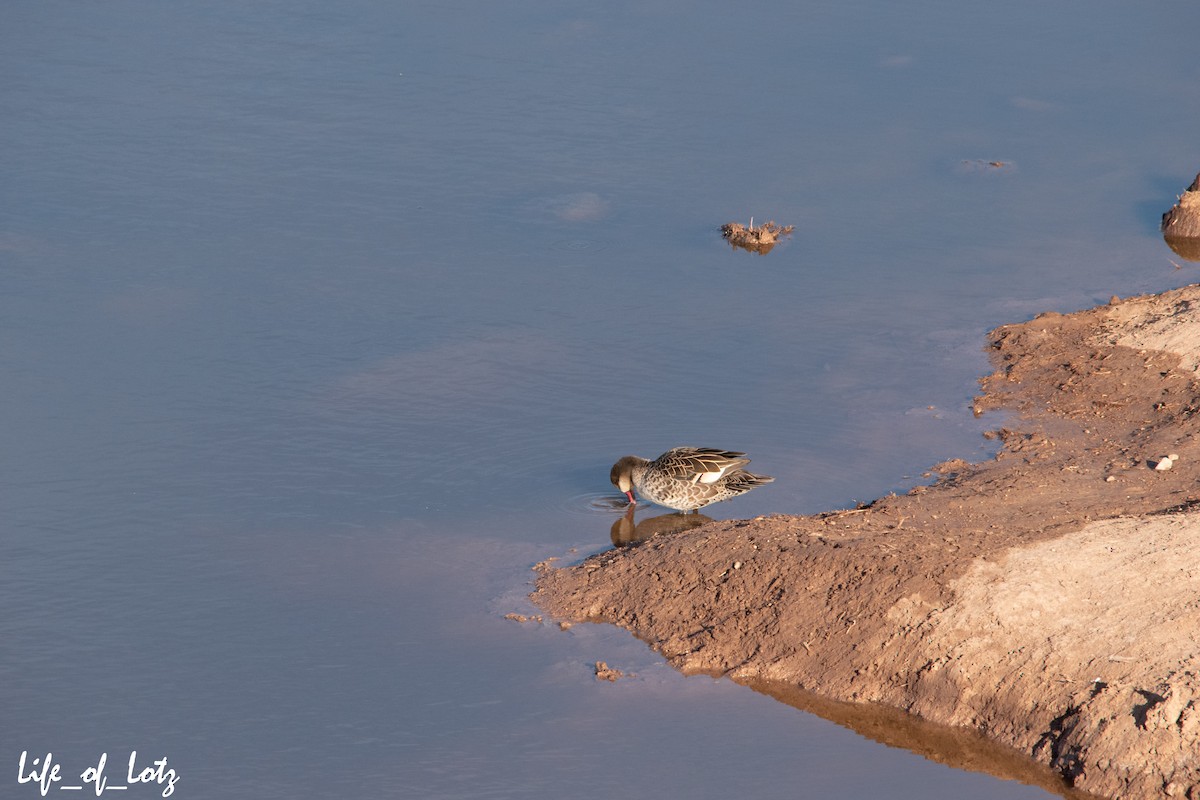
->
746, 680, 1103, 800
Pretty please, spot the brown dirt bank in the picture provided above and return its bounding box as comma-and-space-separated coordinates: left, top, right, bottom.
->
532, 284, 1200, 800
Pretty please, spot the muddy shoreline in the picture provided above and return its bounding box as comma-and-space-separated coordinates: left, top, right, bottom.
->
532, 284, 1200, 799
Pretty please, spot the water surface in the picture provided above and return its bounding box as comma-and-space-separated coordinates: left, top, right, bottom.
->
4, 1, 1200, 797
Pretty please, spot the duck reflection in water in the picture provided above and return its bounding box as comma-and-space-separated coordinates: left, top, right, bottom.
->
610, 504, 714, 547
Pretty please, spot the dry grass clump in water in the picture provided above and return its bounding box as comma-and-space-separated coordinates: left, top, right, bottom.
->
720, 219, 794, 255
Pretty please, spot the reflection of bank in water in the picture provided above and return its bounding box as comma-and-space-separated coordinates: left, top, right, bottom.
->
610, 506, 714, 547
750, 681, 1094, 800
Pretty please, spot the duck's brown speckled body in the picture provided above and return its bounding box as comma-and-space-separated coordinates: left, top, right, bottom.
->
609, 447, 774, 511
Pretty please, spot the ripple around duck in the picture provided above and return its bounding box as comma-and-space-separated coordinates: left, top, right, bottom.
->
559, 491, 630, 515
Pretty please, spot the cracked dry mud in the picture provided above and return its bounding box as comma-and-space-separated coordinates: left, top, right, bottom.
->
533, 283, 1200, 800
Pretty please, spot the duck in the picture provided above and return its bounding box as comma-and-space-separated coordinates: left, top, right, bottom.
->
609, 447, 774, 512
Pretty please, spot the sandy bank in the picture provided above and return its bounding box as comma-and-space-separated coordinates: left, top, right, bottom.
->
532, 284, 1200, 799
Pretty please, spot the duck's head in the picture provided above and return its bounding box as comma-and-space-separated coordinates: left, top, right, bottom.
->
609, 456, 639, 504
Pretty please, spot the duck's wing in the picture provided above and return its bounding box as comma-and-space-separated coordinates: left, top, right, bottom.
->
725, 470, 775, 491
655, 447, 751, 484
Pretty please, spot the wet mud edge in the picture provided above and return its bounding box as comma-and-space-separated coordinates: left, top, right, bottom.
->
532, 283, 1200, 800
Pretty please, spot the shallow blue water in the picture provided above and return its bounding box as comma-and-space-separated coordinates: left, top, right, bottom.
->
4, 1, 1200, 798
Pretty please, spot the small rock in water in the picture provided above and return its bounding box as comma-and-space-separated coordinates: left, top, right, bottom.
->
1162, 172, 1200, 238
594, 661, 625, 682
720, 219, 794, 255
